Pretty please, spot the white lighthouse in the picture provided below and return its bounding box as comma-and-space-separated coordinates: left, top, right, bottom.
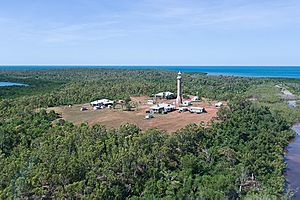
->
176, 71, 183, 105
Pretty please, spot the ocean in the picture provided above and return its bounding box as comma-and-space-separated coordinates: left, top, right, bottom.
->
0, 66, 300, 79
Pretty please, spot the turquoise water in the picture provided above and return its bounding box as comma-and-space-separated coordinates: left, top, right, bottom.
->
0, 82, 29, 87
1, 66, 300, 79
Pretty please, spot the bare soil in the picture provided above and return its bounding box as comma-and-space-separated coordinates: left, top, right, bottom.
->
48, 96, 224, 132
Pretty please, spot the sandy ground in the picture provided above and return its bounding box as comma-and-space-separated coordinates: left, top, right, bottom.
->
48, 96, 224, 132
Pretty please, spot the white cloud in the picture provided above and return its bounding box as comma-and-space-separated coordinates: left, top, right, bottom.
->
124, 0, 300, 29
1, 0, 300, 45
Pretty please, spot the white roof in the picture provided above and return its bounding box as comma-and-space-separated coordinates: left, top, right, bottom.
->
155, 92, 164, 96
215, 102, 223, 106
150, 104, 164, 109
150, 103, 175, 109
190, 107, 204, 110
155, 91, 174, 96
91, 99, 114, 105
165, 91, 174, 95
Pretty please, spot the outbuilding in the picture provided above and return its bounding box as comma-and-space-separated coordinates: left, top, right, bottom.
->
192, 96, 200, 101
91, 99, 114, 107
215, 102, 223, 107
150, 103, 176, 113
155, 92, 175, 99
162, 103, 176, 112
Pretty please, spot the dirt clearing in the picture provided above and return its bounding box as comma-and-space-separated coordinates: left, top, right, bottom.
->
48, 96, 223, 132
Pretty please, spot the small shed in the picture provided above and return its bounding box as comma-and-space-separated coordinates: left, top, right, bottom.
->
215, 102, 223, 107
192, 96, 200, 101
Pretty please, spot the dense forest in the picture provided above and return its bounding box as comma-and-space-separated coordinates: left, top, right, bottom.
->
1, 68, 300, 199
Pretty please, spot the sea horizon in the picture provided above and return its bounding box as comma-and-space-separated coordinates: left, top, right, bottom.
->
1, 65, 300, 79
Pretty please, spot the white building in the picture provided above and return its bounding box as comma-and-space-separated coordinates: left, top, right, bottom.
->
189, 107, 205, 114
91, 99, 114, 107
192, 96, 200, 101
215, 102, 223, 107
149, 104, 164, 113
150, 103, 176, 113
155, 92, 175, 99
163, 103, 176, 112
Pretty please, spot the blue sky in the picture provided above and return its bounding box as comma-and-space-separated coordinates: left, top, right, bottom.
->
0, 0, 299, 65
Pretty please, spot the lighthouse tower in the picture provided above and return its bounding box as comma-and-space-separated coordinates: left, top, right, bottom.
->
176, 71, 183, 105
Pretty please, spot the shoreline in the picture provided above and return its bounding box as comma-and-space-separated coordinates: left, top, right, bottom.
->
284, 86, 300, 199
0, 66, 300, 79
285, 124, 300, 199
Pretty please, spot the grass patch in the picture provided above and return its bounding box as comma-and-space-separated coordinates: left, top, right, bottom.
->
246, 84, 281, 103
